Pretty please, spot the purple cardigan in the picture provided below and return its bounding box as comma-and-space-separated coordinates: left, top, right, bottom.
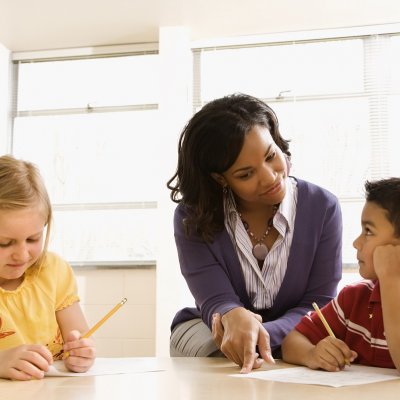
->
171, 178, 343, 354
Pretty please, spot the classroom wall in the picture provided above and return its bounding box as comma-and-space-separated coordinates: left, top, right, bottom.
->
0, 43, 11, 154
156, 26, 193, 357
74, 267, 156, 357
0, 29, 190, 359
1, 13, 397, 357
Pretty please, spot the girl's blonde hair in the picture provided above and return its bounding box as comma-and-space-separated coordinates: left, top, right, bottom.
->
0, 155, 52, 269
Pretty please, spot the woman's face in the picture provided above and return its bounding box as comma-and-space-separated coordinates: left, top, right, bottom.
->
353, 201, 399, 280
220, 125, 287, 210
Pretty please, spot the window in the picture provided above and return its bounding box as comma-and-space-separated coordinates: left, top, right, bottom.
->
12, 51, 159, 265
11, 31, 400, 270
193, 33, 400, 266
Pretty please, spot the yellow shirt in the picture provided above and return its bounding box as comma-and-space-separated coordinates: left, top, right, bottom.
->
0, 252, 79, 359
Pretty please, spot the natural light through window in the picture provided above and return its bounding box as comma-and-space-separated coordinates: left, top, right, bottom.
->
194, 33, 400, 271
10, 31, 400, 275
13, 53, 159, 264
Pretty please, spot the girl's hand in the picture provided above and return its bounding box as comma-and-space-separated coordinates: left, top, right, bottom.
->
0, 344, 53, 380
306, 336, 357, 372
62, 330, 96, 373
214, 307, 274, 373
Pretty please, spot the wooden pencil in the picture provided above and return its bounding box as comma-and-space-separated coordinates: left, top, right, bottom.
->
312, 302, 350, 366
63, 298, 127, 358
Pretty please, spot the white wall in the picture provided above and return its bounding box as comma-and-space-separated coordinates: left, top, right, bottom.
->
2, 11, 400, 357
156, 27, 193, 356
2, 0, 400, 51
0, 42, 11, 154
75, 267, 156, 356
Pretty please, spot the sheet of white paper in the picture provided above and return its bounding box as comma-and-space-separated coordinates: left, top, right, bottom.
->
45, 357, 164, 377
231, 365, 400, 387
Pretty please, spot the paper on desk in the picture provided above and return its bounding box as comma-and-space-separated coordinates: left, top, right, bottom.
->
231, 365, 400, 387
45, 357, 164, 377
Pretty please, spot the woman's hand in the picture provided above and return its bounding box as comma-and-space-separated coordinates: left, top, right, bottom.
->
212, 307, 274, 373
305, 336, 357, 372
212, 310, 263, 347
62, 330, 96, 373
0, 344, 53, 380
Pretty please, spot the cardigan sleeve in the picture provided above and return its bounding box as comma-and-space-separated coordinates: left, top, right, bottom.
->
174, 205, 244, 328
173, 180, 343, 354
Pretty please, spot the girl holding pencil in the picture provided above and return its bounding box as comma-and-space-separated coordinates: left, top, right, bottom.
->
0, 155, 95, 380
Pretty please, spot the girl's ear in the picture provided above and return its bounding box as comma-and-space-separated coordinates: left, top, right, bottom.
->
211, 173, 226, 187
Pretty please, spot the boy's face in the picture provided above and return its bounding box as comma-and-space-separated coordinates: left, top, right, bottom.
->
353, 201, 400, 280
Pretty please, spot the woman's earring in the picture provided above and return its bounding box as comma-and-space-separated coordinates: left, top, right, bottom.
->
223, 185, 229, 195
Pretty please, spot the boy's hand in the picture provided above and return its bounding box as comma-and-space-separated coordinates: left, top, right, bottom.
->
374, 244, 400, 280
0, 344, 53, 380
62, 330, 96, 373
305, 337, 357, 372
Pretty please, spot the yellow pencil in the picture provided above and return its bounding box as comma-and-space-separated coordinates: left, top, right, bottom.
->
312, 302, 350, 366
63, 297, 127, 358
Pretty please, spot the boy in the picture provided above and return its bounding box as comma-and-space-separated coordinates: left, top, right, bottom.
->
282, 178, 400, 372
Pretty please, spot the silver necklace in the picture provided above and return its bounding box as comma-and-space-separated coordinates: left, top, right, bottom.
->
240, 204, 279, 261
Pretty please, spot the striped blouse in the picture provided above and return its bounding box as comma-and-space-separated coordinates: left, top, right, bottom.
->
224, 177, 298, 309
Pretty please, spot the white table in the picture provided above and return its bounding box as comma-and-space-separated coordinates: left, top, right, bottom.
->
1, 357, 399, 400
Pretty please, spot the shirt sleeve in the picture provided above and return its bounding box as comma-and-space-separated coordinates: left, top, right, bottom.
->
174, 206, 244, 328
295, 288, 349, 345
295, 310, 330, 345
52, 254, 80, 311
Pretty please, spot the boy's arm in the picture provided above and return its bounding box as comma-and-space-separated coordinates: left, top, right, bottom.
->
281, 329, 316, 367
374, 244, 400, 372
282, 329, 356, 372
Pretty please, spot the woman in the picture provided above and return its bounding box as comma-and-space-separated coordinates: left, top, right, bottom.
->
167, 93, 342, 373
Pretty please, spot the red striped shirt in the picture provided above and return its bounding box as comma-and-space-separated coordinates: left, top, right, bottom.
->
295, 280, 394, 368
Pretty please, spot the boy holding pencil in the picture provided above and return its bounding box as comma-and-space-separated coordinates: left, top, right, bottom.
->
282, 178, 400, 373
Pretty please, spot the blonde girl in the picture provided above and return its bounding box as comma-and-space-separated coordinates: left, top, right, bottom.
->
0, 155, 95, 380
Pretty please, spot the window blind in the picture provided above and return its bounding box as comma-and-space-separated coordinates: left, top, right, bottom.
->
192, 32, 400, 264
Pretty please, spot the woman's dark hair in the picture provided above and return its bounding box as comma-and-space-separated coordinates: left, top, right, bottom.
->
167, 93, 291, 242
365, 178, 400, 237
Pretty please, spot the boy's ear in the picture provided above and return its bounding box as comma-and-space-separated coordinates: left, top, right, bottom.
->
211, 173, 226, 187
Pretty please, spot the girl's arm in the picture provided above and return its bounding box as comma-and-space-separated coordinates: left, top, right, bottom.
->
56, 302, 96, 372
374, 244, 400, 372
